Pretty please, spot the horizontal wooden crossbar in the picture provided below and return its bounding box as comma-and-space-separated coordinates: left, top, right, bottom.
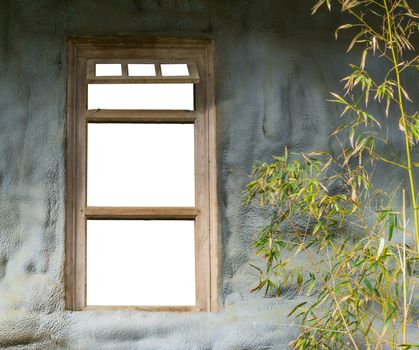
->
85, 109, 197, 123
83, 305, 201, 312
87, 77, 199, 84
85, 207, 199, 220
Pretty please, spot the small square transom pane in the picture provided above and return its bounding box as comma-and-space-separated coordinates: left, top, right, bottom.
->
161, 64, 189, 76
86, 220, 196, 306
87, 123, 195, 207
128, 64, 156, 76
96, 64, 122, 76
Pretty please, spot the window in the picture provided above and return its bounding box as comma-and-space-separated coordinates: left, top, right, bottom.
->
66, 38, 218, 312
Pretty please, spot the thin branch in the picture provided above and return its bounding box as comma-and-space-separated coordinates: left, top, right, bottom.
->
375, 154, 408, 169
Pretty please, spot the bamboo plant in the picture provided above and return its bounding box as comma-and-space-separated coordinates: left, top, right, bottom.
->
317, 0, 419, 253
245, 0, 418, 348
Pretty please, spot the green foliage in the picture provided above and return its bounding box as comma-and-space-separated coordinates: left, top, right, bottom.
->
245, 0, 419, 348
246, 153, 417, 349
290, 230, 417, 349
246, 151, 360, 228
315, 0, 419, 250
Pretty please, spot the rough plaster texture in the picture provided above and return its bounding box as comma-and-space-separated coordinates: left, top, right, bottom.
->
0, 0, 418, 349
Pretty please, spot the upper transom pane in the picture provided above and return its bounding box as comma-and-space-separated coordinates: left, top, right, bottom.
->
87, 83, 194, 110
161, 64, 189, 76
95, 64, 122, 76
128, 64, 156, 77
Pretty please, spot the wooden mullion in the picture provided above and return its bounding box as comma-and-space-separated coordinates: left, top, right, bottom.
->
86, 109, 197, 123
85, 207, 199, 220
75, 55, 88, 311
187, 62, 199, 82
86, 59, 96, 80
206, 42, 219, 312
155, 62, 162, 77
193, 55, 210, 312
65, 40, 77, 310
121, 63, 128, 77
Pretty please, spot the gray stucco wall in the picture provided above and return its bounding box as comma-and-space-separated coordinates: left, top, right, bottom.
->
0, 0, 418, 349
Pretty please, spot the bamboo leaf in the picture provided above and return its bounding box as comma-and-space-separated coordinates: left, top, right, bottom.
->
363, 278, 373, 293
312, 0, 326, 14
377, 238, 385, 258
400, 86, 413, 102
360, 49, 368, 69
335, 24, 353, 39
288, 302, 308, 317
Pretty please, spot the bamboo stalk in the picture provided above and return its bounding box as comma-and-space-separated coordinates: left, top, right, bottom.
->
383, 0, 419, 256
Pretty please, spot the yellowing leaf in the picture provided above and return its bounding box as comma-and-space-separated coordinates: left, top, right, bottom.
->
377, 238, 385, 258
335, 24, 353, 39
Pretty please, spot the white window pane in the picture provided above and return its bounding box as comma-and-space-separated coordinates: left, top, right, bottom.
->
87, 123, 195, 207
96, 64, 122, 76
128, 64, 156, 76
161, 64, 189, 76
88, 84, 194, 110
86, 220, 196, 306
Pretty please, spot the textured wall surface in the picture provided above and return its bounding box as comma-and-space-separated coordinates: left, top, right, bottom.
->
0, 0, 418, 349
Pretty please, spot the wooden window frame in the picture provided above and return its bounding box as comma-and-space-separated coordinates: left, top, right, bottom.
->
65, 37, 218, 312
